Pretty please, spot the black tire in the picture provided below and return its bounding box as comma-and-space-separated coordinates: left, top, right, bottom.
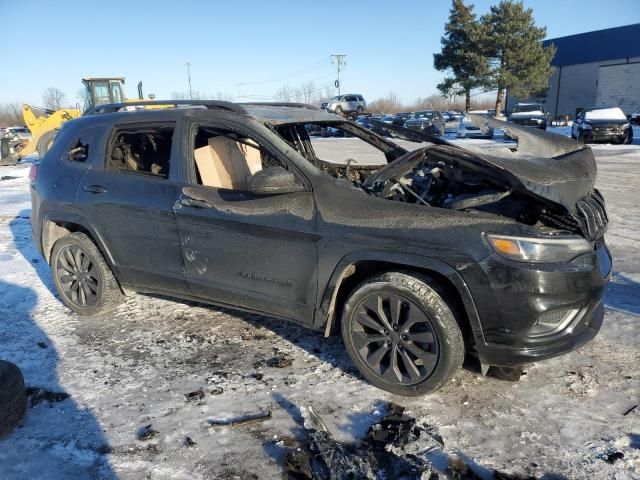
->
624, 128, 633, 145
0, 360, 26, 437
341, 271, 464, 396
50, 232, 124, 316
577, 130, 587, 144
36, 130, 57, 159
334, 105, 343, 115
356, 106, 364, 115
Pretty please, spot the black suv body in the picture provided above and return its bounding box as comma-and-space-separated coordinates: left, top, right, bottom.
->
30, 102, 611, 395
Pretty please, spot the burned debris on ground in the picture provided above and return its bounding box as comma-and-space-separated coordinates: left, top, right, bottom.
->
282, 401, 538, 480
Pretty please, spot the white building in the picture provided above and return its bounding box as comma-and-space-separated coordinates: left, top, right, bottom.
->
506, 23, 640, 118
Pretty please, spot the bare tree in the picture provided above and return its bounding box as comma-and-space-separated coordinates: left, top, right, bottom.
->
0, 103, 23, 126
42, 88, 67, 110
275, 85, 293, 102
300, 81, 315, 104
171, 91, 206, 100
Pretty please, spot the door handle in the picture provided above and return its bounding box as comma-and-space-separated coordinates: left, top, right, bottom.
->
83, 185, 107, 194
180, 197, 211, 209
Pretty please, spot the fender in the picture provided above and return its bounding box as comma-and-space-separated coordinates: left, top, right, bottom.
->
317, 249, 484, 344
41, 210, 118, 270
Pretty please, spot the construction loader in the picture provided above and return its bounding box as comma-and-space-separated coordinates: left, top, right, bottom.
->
1, 77, 145, 164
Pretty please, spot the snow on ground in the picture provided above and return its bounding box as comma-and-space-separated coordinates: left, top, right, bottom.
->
0, 129, 639, 479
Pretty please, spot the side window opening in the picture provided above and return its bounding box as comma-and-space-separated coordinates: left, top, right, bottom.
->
67, 140, 89, 162
108, 124, 174, 178
192, 127, 284, 190
63, 125, 104, 164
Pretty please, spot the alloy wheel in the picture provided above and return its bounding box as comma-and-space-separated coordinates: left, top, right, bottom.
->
55, 245, 99, 308
350, 293, 439, 384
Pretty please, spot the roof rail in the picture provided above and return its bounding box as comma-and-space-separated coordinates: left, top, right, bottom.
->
240, 102, 321, 111
84, 100, 247, 115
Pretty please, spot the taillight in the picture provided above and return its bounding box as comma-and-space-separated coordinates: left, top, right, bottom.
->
28, 164, 38, 183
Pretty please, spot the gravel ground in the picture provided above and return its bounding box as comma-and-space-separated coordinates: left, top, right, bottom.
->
0, 130, 638, 479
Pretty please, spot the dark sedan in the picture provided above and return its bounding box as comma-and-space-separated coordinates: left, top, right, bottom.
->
403, 111, 446, 136
571, 107, 633, 144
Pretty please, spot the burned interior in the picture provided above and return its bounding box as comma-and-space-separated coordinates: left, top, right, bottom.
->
273, 117, 608, 242
109, 124, 174, 177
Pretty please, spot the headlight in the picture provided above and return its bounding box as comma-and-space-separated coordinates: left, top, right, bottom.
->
486, 234, 592, 263
623, 123, 631, 129
582, 123, 592, 130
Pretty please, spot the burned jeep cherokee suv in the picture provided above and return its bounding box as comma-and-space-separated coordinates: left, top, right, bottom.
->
30, 100, 611, 396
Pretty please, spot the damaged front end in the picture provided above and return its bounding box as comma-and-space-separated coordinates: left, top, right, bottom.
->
364, 116, 607, 242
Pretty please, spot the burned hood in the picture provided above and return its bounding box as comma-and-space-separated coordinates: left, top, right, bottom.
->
363, 115, 597, 214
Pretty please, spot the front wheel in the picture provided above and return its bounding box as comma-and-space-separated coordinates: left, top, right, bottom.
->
624, 128, 633, 144
341, 271, 464, 396
334, 106, 343, 115
51, 232, 124, 315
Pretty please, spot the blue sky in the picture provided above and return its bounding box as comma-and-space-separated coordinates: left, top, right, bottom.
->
1, 0, 638, 106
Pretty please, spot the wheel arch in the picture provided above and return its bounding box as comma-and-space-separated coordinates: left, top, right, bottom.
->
318, 251, 483, 347
41, 212, 116, 268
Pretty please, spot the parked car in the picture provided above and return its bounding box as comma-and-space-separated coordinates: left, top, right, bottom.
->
446, 111, 464, 122
305, 123, 322, 137
2, 126, 32, 141
456, 115, 494, 139
30, 101, 610, 396
571, 107, 633, 144
630, 109, 640, 125
508, 103, 548, 129
324, 94, 366, 115
355, 116, 387, 136
403, 111, 446, 136
395, 112, 414, 122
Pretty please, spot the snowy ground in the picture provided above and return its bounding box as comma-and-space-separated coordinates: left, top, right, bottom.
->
0, 128, 638, 479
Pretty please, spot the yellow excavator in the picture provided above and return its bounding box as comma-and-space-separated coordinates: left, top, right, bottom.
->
2, 77, 148, 163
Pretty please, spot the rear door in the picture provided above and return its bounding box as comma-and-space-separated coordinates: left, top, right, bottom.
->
75, 120, 188, 294
173, 119, 319, 322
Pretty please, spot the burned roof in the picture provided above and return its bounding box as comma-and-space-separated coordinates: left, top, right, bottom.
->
83, 100, 343, 125
240, 104, 341, 124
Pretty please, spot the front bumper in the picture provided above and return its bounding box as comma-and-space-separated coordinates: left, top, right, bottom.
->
462, 239, 611, 366
582, 128, 627, 142
509, 118, 547, 129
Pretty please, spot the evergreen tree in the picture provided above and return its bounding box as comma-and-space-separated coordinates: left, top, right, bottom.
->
480, 0, 556, 116
434, 0, 488, 113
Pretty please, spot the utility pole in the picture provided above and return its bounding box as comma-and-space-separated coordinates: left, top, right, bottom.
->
331, 54, 347, 96
185, 62, 193, 99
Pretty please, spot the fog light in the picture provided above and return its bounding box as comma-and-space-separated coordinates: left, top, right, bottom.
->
530, 307, 580, 336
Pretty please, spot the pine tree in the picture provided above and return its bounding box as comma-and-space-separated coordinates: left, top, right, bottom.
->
434, 0, 488, 113
480, 0, 556, 116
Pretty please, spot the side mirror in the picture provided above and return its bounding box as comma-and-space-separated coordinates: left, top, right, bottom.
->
249, 166, 305, 195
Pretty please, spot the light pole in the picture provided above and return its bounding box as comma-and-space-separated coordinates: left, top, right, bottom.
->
185, 62, 193, 100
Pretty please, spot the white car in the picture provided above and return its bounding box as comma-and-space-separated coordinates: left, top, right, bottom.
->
2, 127, 32, 141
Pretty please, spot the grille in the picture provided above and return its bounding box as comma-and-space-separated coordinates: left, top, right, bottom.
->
575, 190, 608, 241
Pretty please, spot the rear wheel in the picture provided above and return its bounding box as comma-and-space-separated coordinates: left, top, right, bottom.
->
341, 271, 464, 396
36, 130, 57, 159
50, 232, 123, 316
